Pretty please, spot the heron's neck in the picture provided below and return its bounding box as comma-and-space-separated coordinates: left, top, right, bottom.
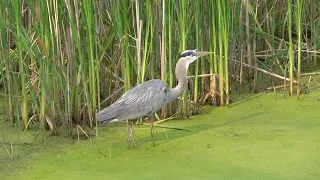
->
169, 60, 189, 99
170, 77, 188, 99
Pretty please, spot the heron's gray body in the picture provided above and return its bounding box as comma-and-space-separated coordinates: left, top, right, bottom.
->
97, 79, 170, 124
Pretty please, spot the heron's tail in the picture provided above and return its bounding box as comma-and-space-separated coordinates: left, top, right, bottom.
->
96, 106, 119, 124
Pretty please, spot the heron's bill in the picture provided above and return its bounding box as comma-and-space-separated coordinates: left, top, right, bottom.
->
194, 51, 212, 57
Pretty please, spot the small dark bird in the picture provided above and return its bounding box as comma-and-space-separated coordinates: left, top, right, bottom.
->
96, 49, 211, 147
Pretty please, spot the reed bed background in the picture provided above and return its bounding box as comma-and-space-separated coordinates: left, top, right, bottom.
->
0, 0, 318, 136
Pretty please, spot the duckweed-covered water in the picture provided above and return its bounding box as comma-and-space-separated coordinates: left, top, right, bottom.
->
1, 90, 320, 179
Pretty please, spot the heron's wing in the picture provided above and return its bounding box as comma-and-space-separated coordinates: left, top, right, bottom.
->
97, 79, 169, 123
114, 80, 167, 106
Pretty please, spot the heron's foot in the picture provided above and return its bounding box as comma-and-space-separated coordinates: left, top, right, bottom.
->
126, 136, 137, 148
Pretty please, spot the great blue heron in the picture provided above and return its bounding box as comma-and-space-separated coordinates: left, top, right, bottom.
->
96, 49, 211, 147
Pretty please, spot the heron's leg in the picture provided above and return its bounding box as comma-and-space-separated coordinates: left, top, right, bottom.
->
129, 122, 137, 147
126, 120, 130, 147
148, 117, 155, 147
126, 120, 137, 148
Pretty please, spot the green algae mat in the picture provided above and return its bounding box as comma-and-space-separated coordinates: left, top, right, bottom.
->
1, 91, 320, 179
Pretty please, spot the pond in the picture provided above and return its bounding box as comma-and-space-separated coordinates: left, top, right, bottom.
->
1, 90, 320, 179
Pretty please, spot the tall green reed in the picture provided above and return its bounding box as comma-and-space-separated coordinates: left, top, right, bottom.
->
175, 0, 189, 117
310, 0, 317, 66
223, 0, 231, 105
0, 1, 13, 124
193, 0, 202, 110
209, 0, 218, 102
12, 0, 28, 130
295, 0, 303, 96
217, 0, 225, 106
287, 0, 294, 95
82, 0, 97, 127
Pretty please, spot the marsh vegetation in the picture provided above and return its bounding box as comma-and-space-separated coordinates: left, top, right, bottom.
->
1, 0, 320, 179
1, 0, 318, 134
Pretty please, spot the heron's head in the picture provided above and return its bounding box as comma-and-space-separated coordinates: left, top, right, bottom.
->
177, 49, 212, 70
175, 49, 212, 81
179, 49, 212, 65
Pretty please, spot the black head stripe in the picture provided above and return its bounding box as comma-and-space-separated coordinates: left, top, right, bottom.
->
180, 49, 197, 58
